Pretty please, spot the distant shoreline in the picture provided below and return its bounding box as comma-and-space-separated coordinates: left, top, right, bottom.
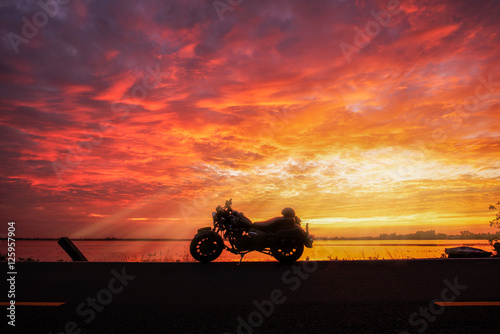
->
0, 237, 191, 241
1, 237, 497, 241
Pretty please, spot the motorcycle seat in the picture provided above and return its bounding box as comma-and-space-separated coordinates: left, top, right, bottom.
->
252, 217, 295, 232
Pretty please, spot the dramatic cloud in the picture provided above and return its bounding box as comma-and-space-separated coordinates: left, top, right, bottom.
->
1, 0, 499, 238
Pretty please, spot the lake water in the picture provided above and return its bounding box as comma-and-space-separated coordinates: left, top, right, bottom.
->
6, 239, 494, 262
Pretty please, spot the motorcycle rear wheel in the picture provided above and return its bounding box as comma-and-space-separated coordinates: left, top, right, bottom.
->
271, 236, 304, 263
190, 232, 223, 263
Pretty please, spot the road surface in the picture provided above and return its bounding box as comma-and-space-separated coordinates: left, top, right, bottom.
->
3, 259, 500, 333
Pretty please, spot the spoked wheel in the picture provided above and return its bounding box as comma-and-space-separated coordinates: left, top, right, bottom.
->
271, 235, 304, 263
190, 232, 224, 263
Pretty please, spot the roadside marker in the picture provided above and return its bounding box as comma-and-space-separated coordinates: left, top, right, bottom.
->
0, 302, 65, 306
435, 301, 500, 306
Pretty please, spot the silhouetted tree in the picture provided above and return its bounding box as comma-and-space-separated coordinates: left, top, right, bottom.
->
489, 201, 500, 229
488, 201, 500, 256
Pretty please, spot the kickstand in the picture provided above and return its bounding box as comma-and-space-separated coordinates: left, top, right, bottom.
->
238, 254, 245, 265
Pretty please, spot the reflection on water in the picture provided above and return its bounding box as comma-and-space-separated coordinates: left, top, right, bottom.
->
10, 239, 494, 262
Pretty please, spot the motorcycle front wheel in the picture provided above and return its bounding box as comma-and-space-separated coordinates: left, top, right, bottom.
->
190, 232, 224, 263
271, 236, 304, 263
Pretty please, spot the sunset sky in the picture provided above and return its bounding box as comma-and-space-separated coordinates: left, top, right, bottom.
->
1, 0, 499, 239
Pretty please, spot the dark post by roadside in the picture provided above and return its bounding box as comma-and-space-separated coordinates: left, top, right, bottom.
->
57, 237, 88, 261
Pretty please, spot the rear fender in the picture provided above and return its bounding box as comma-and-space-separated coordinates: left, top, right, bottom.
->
274, 225, 314, 248
274, 226, 305, 241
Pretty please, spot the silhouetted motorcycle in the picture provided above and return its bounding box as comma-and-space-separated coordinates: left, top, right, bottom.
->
190, 199, 314, 263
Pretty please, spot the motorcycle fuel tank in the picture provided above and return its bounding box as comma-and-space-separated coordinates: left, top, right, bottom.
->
231, 211, 252, 228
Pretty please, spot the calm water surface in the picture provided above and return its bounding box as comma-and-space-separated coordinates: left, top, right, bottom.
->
8, 239, 494, 262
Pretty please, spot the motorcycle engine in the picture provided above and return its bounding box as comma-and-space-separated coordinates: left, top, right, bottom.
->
228, 228, 252, 251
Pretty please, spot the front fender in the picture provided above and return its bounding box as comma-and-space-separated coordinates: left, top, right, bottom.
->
193, 229, 224, 244
197, 226, 212, 234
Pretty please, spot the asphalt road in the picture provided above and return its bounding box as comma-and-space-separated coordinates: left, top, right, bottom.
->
3, 259, 500, 333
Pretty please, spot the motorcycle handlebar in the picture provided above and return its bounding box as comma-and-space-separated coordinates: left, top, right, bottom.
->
225, 198, 233, 211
